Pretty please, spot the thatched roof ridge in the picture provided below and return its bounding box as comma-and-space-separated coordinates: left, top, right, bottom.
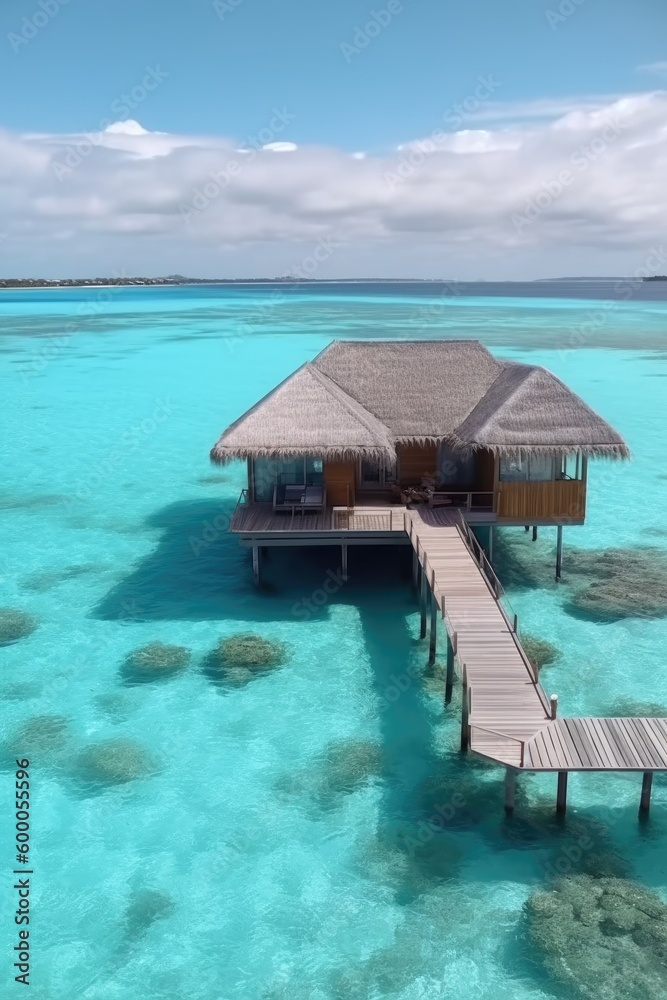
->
313, 339, 502, 438
210, 363, 396, 464
450, 362, 630, 458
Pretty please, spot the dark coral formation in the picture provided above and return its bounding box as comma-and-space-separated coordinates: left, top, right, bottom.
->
526, 874, 667, 999
494, 530, 667, 622
124, 888, 174, 938
603, 697, 667, 718
521, 634, 559, 671
320, 739, 384, 798
21, 564, 103, 593
12, 715, 69, 756
123, 641, 191, 682
205, 633, 286, 687
274, 738, 384, 810
360, 822, 465, 902
563, 547, 667, 622
0, 607, 37, 646
76, 738, 155, 785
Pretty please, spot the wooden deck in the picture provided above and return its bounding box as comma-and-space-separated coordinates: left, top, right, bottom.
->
525, 717, 667, 771
407, 508, 550, 768
407, 508, 667, 778
230, 502, 408, 534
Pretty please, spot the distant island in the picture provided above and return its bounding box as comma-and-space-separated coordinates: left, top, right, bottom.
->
0, 275, 665, 288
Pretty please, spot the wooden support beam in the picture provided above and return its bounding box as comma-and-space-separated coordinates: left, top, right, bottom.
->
640, 771, 653, 816
252, 544, 260, 586
504, 768, 516, 816
556, 771, 568, 815
428, 589, 437, 665
460, 665, 470, 752
445, 632, 455, 704
420, 566, 427, 639
341, 543, 348, 582
550, 694, 558, 719
556, 525, 563, 580
412, 549, 418, 592
532, 525, 538, 542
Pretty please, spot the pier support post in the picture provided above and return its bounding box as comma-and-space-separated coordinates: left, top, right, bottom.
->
640, 771, 653, 817
252, 544, 261, 586
524, 525, 530, 532
488, 526, 494, 565
341, 543, 348, 583
445, 632, 455, 704
532, 525, 538, 542
428, 591, 438, 665
504, 768, 516, 816
412, 549, 419, 592
556, 525, 563, 580
460, 666, 470, 752
420, 568, 427, 639
556, 771, 568, 816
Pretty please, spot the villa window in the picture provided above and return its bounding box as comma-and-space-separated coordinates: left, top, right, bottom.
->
500, 455, 555, 482
252, 457, 323, 501
360, 458, 397, 488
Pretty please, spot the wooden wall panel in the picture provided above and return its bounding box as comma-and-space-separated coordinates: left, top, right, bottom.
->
324, 461, 356, 506
497, 480, 586, 521
397, 443, 438, 485
475, 449, 496, 492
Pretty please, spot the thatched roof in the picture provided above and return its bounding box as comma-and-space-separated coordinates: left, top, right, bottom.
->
210, 339, 629, 463
450, 362, 630, 458
210, 364, 396, 464
314, 340, 502, 440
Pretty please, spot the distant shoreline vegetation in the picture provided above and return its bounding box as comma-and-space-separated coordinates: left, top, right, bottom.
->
0, 275, 665, 288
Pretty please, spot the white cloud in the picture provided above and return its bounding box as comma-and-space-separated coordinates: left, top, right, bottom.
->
1, 92, 667, 279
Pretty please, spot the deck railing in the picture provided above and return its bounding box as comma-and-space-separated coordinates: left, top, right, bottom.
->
454, 511, 553, 717
429, 489, 495, 511
468, 723, 526, 767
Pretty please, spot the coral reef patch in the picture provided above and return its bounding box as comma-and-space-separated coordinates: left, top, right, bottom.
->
0, 608, 37, 645
204, 633, 286, 687
75, 739, 156, 786
525, 874, 667, 999
123, 641, 191, 683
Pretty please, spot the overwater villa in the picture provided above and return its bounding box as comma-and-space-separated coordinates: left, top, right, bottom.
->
210, 340, 667, 814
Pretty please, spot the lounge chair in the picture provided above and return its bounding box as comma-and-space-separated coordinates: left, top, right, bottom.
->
301, 485, 325, 513
273, 483, 305, 515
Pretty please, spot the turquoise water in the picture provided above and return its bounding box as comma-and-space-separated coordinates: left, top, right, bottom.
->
1, 284, 667, 999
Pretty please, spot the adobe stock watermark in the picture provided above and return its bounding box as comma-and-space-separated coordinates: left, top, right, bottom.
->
291, 568, 347, 620
179, 107, 295, 223
385, 75, 501, 190
545, 0, 586, 31
19, 269, 128, 379
237, 233, 343, 339
512, 112, 628, 235
212, 0, 244, 20
558, 246, 667, 360
340, 1, 404, 62
51, 67, 169, 180
67, 398, 176, 505
8, 0, 71, 53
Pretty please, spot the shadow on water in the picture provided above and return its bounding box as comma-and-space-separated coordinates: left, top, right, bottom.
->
93, 498, 412, 624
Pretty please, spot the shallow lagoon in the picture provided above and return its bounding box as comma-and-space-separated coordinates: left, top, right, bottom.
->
1, 283, 667, 999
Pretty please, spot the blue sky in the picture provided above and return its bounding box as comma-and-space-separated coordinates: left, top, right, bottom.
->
0, 0, 666, 277
1, 0, 664, 146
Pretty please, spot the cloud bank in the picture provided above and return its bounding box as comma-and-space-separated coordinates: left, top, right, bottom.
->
1, 91, 666, 279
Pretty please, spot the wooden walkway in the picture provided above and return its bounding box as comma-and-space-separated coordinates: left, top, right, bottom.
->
525, 717, 667, 771
406, 509, 667, 780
